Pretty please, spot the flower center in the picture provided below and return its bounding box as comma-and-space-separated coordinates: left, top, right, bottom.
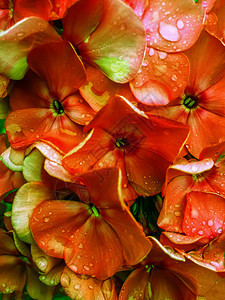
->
53, 100, 64, 115
90, 204, 100, 217
182, 94, 199, 109
115, 137, 127, 148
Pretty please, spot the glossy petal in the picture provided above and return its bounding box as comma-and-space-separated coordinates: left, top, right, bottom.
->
64, 215, 124, 279
11, 182, 54, 243
119, 267, 150, 300
50, 0, 80, 19
182, 191, 225, 239
157, 174, 194, 232
160, 232, 208, 252
61, 267, 117, 300
62, 0, 104, 45
13, 0, 51, 22
130, 49, 190, 105
78, 0, 146, 83
62, 92, 95, 126
30, 200, 90, 258
142, 0, 204, 52
122, 0, 147, 19
0, 17, 61, 80
185, 30, 225, 95
79, 63, 136, 111
27, 41, 86, 101
205, 0, 225, 45
150, 268, 196, 300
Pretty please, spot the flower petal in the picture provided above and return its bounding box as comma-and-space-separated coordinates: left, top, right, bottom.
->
62, 0, 104, 45
61, 267, 117, 300
130, 49, 190, 105
78, 0, 146, 83
142, 0, 204, 52
0, 17, 61, 80
11, 182, 54, 243
27, 41, 87, 100
182, 191, 225, 239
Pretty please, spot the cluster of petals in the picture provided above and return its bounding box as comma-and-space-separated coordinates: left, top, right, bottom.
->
0, 0, 225, 299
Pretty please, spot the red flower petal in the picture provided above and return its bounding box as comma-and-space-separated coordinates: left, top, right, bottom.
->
61, 267, 117, 300
122, 0, 147, 18
142, 0, 204, 52
77, 0, 146, 83
13, 0, 51, 22
183, 191, 225, 239
30, 200, 91, 258
0, 17, 61, 80
205, 0, 225, 45
119, 267, 149, 300
62, 0, 104, 45
130, 48, 190, 105
27, 41, 86, 101
185, 30, 225, 95
79, 63, 136, 112
64, 216, 124, 279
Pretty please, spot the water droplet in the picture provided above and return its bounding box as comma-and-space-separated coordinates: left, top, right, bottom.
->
36, 256, 48, 271
89, 285, 94, 290
176, 19, 185, 30
16, 32, 25, 37
61, 273, 71, 288
78, 243, 83, 249
159, 21, 181, 42
174, 211, 181, 217
120, 23, 127, 30
70, 264, 78, 272
43, 217, 49, 223
218, 227, 223, 234
198, 230, 204, 235
208, 220, 214, 226
149, 48, 155, 56
171, 74, 177, 81
30, 128, 34, 132
158, 51, 167, 59
84, 265, 90, 271
74, 284, 80, 290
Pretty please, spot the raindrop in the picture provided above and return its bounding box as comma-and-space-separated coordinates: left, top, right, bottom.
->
78, 243, 83, 249
74, 284, 80, 290
171, 74, 177, 81
174, 211, 181, 217
43, 217, 49, 223
84, 265, 90, 271
16, 32, 25, 37
61, 273, 71, 288
70, 264, 78, 272
208, 220, 214, 227
158, 51, 167, 59
176, 19, 185, 30
89, 285, 94, 290
159, 21, 181, 42
149, 48, 155, 56
198, 230, 204, 235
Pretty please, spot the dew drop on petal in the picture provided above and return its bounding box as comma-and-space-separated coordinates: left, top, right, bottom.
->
74, 284, 80, 290
159, 21, 181, 42
158, 51, 167, 59
176, 19, 185, 30
174, 211, 181, 217
78, 243, 83, 249
70, 264, 78, 272
149, 48, 155, 56
198, 230, 204, 235
61, 273, 71, 288
43, 217, 49, 223
171, 74, 177, 81
89, 285, 94, 290
208, 220, 214, 227
84, 265, 90, 271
